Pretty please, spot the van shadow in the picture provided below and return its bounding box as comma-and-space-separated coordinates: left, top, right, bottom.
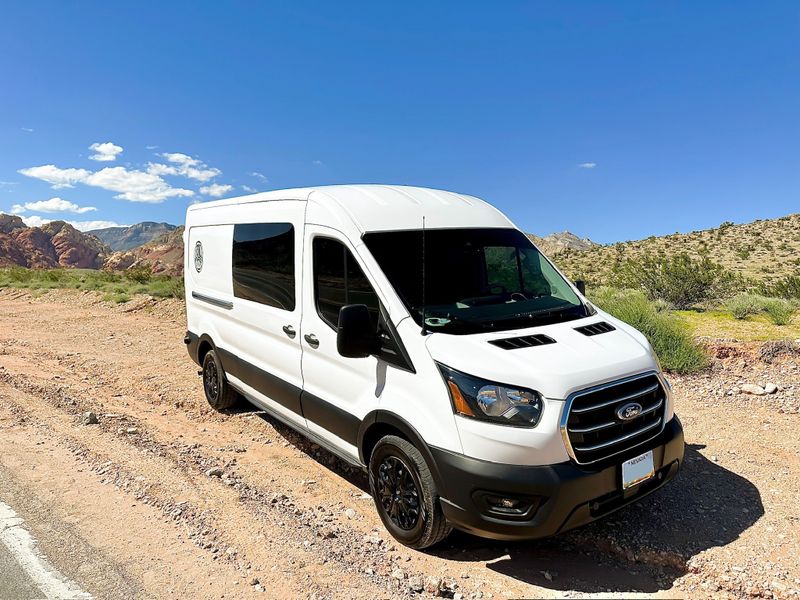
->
227, 405, 764, 595
429, 443, 764, 594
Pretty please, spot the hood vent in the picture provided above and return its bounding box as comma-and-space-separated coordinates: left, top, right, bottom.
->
574, 321, 616, 336
489, 334, 556, 350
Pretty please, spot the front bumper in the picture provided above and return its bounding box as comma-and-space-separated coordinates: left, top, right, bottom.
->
431, 416, 684, 541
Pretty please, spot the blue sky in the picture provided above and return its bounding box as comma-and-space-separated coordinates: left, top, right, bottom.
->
1, 2, 798, 243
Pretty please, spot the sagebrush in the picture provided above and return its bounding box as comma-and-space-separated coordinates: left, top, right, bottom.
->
590, 287, 708, 374
610, 251, 737, 309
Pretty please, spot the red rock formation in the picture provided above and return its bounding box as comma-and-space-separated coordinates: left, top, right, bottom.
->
0, 216, 110, 269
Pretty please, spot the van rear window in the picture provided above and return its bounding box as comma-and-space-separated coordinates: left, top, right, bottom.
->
232, 223, 295, 310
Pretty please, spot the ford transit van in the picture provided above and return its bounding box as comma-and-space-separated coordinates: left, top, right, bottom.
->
184, 185, 683, 549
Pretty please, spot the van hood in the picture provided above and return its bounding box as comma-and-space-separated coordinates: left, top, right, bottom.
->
424, 311, 658, 400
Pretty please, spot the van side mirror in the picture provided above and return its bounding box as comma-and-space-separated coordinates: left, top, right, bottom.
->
337, 304, 379, 358
575, 280, 586, 295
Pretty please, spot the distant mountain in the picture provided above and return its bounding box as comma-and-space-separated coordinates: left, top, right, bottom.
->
88, 222, 178, 251
528, 231, 597, 256
0, 214, 110, 269
104, 226, 185, 276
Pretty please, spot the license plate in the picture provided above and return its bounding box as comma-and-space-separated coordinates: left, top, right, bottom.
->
622, 450, 654, 490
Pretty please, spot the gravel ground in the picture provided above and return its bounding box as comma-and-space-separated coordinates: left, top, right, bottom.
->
0, 288, 798, 599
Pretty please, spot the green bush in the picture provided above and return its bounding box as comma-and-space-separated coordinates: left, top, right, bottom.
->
0, 267, 184, 300
725, 293, 769, 320
591, 287, 708, 374
758, 275, 800, 299
763, 298, 795, 326
611, 251, 737, 309
125, 265, 152, 284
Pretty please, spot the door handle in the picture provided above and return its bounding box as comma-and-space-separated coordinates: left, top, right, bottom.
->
304, 333, 319, 348
282, 325, 296, 338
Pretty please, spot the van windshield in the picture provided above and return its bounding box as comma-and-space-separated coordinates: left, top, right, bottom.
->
362, 228, 590, 334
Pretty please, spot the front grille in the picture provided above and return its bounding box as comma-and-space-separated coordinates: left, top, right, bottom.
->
562, 373, 667, 465
488, 334, 556, 350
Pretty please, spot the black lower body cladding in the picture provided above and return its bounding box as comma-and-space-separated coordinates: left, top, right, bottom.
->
432, 416, 684, 541
185, 331, 200, 364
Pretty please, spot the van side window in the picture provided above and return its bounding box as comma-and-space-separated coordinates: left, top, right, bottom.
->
313, 237, 379, 329
232, 223, 295, 310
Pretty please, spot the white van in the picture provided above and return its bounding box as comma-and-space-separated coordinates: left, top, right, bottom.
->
184, 185, 683, 549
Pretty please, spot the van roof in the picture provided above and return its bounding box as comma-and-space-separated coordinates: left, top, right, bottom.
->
187, 184, 515, 233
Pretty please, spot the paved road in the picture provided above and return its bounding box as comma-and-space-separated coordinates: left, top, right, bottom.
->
0, 497, 92, 600
0, 541, 44, 600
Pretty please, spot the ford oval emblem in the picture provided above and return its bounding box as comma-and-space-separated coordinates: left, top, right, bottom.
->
616, 402, 643, 421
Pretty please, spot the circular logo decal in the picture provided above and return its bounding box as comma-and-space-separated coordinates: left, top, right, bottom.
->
194, 241, 203, 272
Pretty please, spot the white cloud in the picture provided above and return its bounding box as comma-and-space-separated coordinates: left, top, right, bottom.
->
19, 215, 126, 231
145, 145, 159, 150
249, 171, 268, 181
200, 183, 233, 197
577, 162, 597, 169
19, 215, 51, 227
11, 198, 97, 214
21, 127, 34, 133
311, 160, 323, 166
70, 219, 128, 231
89, 142, 123, 162
147, 152, 221, 182
241, 185, 257, 193
18, 165, 91, 189
19, 163, 193, 203
0, 181, 18, 187
84, 166, 194, 203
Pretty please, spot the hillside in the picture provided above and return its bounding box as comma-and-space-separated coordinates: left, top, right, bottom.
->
88, 221, 177, 251
0, 214, 109, 269
555, 213, 800, 286
104, 226, 185, 276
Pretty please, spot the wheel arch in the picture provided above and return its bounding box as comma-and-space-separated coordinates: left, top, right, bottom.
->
358, 410, 447, 497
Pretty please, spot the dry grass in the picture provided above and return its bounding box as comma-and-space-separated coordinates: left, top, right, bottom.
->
676, 310, 800, 342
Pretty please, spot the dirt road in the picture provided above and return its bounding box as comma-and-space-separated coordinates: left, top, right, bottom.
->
0, 289, 798, 599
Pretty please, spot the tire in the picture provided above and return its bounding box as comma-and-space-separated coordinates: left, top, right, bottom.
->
202, 349, 239, 411
368, 435, 452, 549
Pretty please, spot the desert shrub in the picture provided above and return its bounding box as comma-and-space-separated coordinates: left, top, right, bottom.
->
590, 287, 708, 374
610, 251, 737, 309
763, 298, 795, 326
6, 267, 34, 283
652, 298, 672, 313
125, 265, 152, 284
147, 275, 184, 298
758, 275, 800, 299
725, 293, 769, 320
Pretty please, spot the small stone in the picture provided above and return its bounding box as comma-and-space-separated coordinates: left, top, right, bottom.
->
82, 411, 99, 425
125, 427, 139, 434
391, 568, 406, 581
345, 508, 356, 519
249, 577, 259, 586
764, 383, 778, 394
205, 467, 224, 477
741, 384, 766, 396
424, 576, 442, 594
407, 576, 424, 593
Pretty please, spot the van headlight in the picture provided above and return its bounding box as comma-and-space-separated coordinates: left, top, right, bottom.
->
437, 364, 543, 427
